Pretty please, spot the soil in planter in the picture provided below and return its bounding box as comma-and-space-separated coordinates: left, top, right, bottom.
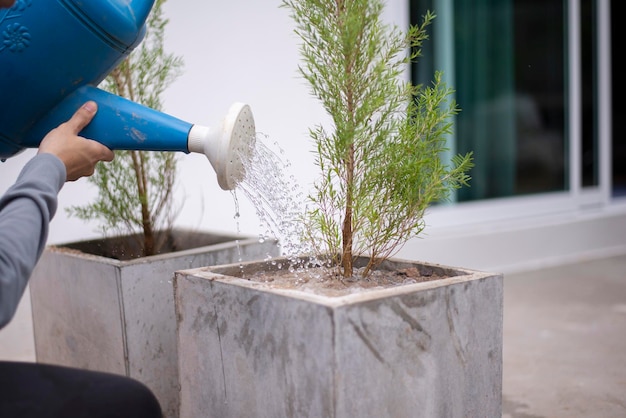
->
249, 265, 445, 296
49, 229, 239, 261
213, 255, 454, 297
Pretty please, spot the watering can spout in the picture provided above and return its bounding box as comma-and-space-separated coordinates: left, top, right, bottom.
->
27, 87, 257, 191
188, 103, 256, 190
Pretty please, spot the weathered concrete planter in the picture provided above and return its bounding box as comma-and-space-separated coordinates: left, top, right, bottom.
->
29, 229, 278, 418
174, 256, 503, 418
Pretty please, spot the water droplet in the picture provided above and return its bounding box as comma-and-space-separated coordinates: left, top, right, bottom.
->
229, 133, 313, 272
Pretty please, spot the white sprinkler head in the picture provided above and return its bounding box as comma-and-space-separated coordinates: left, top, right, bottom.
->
187, 103, 256, 190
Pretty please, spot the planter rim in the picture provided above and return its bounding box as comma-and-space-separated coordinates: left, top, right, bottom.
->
46, 234, 271, 266
176, 256, 501, 307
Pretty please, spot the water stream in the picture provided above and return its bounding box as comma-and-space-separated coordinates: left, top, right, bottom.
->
233, 133, 314, 271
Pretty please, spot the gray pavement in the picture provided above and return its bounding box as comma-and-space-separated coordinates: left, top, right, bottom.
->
1, 255, 625, 417
503, 254, 626, 418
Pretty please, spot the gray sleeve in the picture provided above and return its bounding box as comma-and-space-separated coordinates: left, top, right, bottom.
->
0, 153, 66, 329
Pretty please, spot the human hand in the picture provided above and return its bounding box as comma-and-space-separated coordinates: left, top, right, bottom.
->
0, 0, 16, 9
38, 101, 115, 182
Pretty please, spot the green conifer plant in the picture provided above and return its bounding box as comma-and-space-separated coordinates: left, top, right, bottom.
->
282, 0, 474, 278
68, 0, 184, 257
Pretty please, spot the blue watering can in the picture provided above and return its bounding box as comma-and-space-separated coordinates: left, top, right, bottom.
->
0, 0, 255, 190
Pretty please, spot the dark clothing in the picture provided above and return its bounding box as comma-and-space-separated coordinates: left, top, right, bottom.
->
0, 361, 162, 418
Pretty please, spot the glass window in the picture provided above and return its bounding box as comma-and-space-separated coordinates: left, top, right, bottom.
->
581, 0, 598, 188
411, 0, 569, 201
611, 0, 625, 197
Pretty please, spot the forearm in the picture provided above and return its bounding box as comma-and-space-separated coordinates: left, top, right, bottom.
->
0, 154, 65, 328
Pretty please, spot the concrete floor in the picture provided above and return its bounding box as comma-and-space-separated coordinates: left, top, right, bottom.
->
1, 255, 625, 417
502, 254, 626, 418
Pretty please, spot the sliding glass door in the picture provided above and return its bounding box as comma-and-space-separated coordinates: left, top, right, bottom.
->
410, 0, 610, 207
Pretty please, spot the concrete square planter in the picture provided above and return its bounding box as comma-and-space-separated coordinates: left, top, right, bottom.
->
174, 256, 503, 418
28, 229, 278, 418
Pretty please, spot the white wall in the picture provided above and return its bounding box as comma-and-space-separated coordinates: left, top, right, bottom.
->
159, 1, 321, 239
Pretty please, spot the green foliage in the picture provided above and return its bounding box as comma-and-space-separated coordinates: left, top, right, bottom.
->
67, 0, 184, 256
282, 0, 474, 277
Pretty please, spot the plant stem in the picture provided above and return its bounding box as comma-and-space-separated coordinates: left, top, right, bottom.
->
338, 0, 359, 277
129, 150, 155, 255
341, 142, 354, 277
